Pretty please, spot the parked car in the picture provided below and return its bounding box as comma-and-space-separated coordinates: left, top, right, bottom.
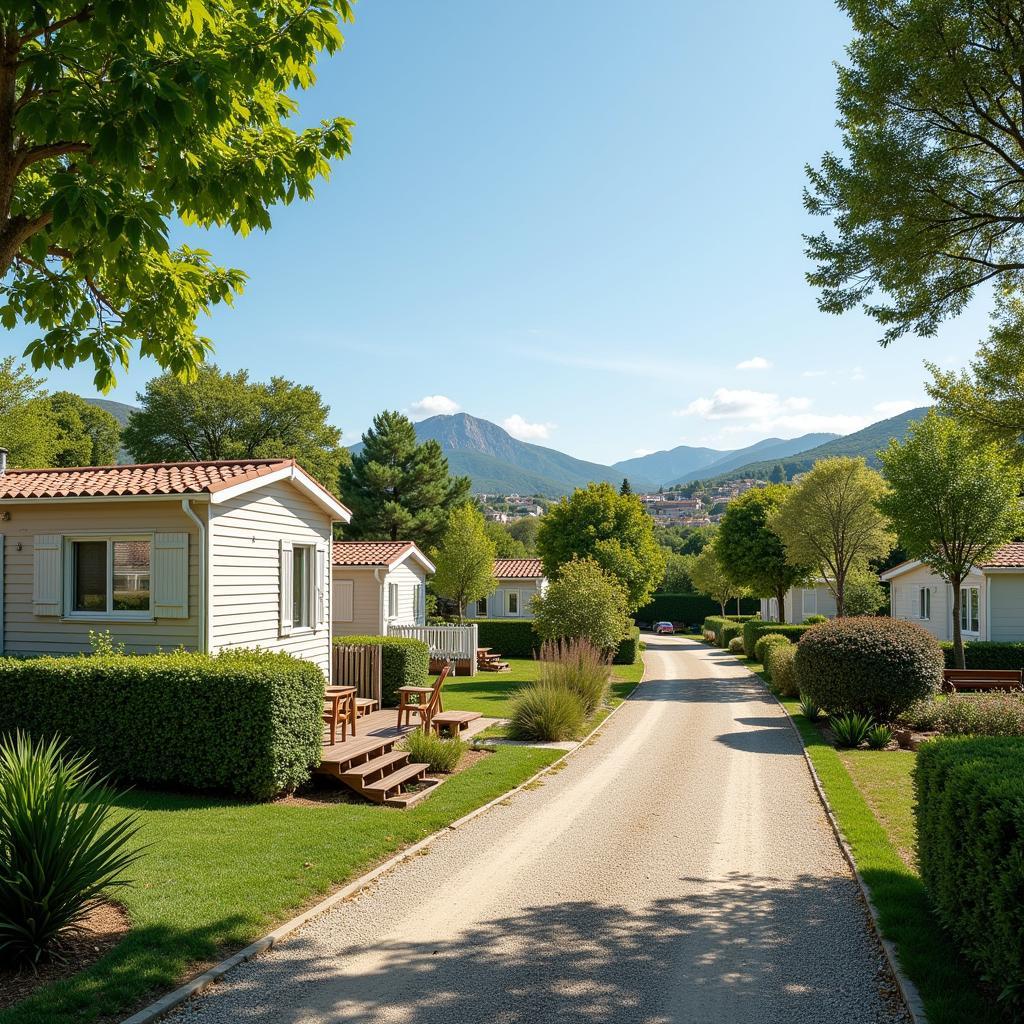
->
652, 621, 675, 635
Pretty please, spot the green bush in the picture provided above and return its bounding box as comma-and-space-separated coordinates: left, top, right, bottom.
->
742, 620, 812, 658
796, 617, 943, 722
919, 693, 1024, 737
467, 619, 538, 659
400, 729, 463, 773
538, 639, 609, 715
702, 615, 757, 645
798, 693, 821, 721
336, 636, 429, 706
0, 651, 324, 800
728, 636, 745, 654
803, 614, 828, 625
830, 711, 874, 748
721, 622, 744, 648
0, 733, 142, 967
637, 593, 758, 627
755, 633, 792, 668
767, 644, 800, 697
915, 737, 1024, 1011
509, 684, 585, 742
940, 641, 1024, 671
866, 723, 893, 749
613, 625, 641, 665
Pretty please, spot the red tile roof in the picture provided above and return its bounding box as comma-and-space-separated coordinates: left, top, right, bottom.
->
0, 460, 296, 500
981, 543, 1024, 568
494, 557, 545, 579
332, 541, 415, 567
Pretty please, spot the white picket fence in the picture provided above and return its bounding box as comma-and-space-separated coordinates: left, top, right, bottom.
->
387, 623, 478, 675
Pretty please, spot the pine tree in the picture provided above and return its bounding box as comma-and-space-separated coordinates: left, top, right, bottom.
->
340, 411, 471, 548
620, 477, 632, 495
769, 463, 786, 484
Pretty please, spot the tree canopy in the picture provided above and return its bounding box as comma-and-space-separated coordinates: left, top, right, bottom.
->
879, 411, 1022, 667
123, 365, 346, 492
805, 0, 1024, 345
770, 457, 894, 617
536, 482, 665, 611
0, 356, 59, 466
340, 410, 471, 549
483, 520, 529, 559
0, 3, 353, 390
48, 390, 120, 466
431, 504, 497, 622
532, 557, 630, 650
690, 545, 745, 616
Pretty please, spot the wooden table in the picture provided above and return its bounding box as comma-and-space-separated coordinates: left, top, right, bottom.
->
325, 685, 358, 739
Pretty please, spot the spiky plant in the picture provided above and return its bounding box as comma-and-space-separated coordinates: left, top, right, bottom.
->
829, 712, 875, 749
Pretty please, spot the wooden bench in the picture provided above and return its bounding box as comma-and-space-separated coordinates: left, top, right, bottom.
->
431, 709, 482, 737
942, 668, 1024, 693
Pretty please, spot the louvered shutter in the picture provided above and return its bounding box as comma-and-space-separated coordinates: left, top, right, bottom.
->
279, 539, 293, 636
333, 580, 354, 622
32, 535, 62, 616
153, 533, 188, 618
315, 544, 327, 629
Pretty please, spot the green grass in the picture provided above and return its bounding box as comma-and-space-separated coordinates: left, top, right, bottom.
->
781, 699, 999, 1024
0, 745, 559, 1024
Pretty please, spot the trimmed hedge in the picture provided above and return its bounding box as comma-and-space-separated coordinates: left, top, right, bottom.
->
915, 737, 1024, 1011
755, 632, 792, 669
941, 641, 1024, 671
637, 593, 758, 627
766, 644, 799, 697
742, 620, 812, 658
795, 617, 943, 721
0, 651, 323, 800
336, 636, 429, 706
467, 619, 538, 659
728, 636, 745, 654
614, 625, 641, 665
703, 615, 756, 646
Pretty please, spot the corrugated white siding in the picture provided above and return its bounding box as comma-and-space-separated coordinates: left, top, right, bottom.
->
3, 500, 202, 655
987, 574, 1024, 641
209, 482, 333, 675
332, 567, 383, 637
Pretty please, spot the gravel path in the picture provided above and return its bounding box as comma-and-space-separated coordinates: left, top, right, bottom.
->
169, 637, 909, 1024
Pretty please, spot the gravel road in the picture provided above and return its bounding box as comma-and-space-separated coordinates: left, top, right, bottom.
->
169, 636, 909, 1024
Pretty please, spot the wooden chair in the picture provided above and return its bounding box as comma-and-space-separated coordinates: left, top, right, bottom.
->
323, 691, 348, 745
396, 663, 451, 730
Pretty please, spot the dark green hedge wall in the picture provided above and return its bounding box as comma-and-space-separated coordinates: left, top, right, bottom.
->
0, 651, 324, 800
637, 593, 759, 627
467, 619, 538, 659
742, 621, 812, 657
336, 636, 430, 705
940, 641, 1024, 670
614, 626, 641, 665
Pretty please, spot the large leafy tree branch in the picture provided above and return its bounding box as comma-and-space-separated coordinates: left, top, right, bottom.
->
806, 0, 1024, 343
0, 2, 353, 389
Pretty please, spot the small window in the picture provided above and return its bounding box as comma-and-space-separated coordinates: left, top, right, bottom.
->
960, 586, 980, 634
919, 587, 931, 621
476, 596, 488, 617
292, 546, 312, 628
388, 582, 399, 617
70, 537, 151, 616
506, 591, 519, 616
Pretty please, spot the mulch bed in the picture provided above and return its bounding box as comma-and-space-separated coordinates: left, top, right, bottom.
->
0, 901, 131, 1013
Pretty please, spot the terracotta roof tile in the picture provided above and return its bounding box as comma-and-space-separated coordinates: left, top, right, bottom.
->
981, 542, 1024, 568
0, 460, 295, 500
494, 558, 545, 579
332, 541, 415, 567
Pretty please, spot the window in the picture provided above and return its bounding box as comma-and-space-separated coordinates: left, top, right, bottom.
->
292, 546, 312, 628
388, 582, 399, 618
69, 537, 151, 617
476, 596, 488, 617
960, 586, 980, 634
413, 583, 422, 622
918, 587, 931, 621
506, 590, 520, 616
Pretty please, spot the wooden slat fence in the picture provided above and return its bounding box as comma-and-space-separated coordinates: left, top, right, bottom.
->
331, 644, 383, 705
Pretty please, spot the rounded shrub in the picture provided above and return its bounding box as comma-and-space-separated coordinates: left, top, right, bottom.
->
796, 617, 943, 722
755, 633, 791, 669
803, 614, 828, 625
768, 644, 800, 697
509, 684, 585, 742
728, 636, 746, 655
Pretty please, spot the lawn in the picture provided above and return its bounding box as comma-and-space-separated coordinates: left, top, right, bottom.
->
0, 745, 559, 1024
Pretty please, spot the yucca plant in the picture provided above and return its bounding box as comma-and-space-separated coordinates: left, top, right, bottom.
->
537, 639, 610, 716
0, 733, 142, 967
400, 729, 464, 773
866, 724, 894, 750
829, 712, 875, 749
798, 694, 822, 721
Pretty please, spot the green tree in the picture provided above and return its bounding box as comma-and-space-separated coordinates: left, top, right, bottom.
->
431, 505, 497, 622
769, 463, 785, 484
690, 544, 744, 616
843, 570, 887, 617
0, 3, 354, 390
805, 1, 1024, 345
717, 484, 807, 623
483, 520, 529, 559
47, 392, 120, 466
660, 551, 696, 593
769, 457, 894, 617
536, 482, 665, 611
620, 477, 632, 495
507, 516, 540, 553
123, 365, 346, 492
0, 356, 60, 467
532, 558, 630, 649
879, 412, 1022, 668
340, 411, 471, 549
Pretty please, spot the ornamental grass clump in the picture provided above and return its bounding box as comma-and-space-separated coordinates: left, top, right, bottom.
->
401, 729, 464, 774
509, 685, 585, 743
830, 712, 875, 749
0, 733, 142, 967
537, 639, 610, 716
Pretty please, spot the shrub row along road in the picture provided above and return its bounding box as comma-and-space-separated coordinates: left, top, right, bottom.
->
172, 637, 908, 1024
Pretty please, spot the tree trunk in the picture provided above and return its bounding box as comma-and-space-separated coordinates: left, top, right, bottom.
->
951, 577, 965, 670
835, 568, 845, 618
719, 600, 726, 615
776, 588, 786, 624
734, 596, 741, 615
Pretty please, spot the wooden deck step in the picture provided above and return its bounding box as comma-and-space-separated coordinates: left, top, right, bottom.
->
319, 736, 394, 769
338, 750, 409, 783
385, 777, 444, 808
363, 761, 430, 796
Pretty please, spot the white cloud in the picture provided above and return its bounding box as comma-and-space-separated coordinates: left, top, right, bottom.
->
408, 395, 460, 420
736, 356, 772, 371
503, 414, 556, 441
872, 400, 918, 417
850, 367, 866, 382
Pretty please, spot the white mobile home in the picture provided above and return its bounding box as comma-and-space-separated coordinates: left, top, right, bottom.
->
473, 558, 547, 620
760, 582, 838, 624
0, 458, 349, 675
331, 541, 434, 638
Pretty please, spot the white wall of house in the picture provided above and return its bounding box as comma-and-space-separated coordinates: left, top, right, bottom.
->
208, 480, 333, 675
978, 572, 1024, 641
887, 563, 985, 643
331, 558, 428, 638
760, 584, 837, 624
473, 577, 545, 620
5, 499, 202, 655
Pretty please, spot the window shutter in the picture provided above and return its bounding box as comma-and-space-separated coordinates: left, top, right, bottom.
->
279, 539, 293, 636
333, 580, 354, 623
316, 544, 327, 629
153, 533, 189, 618
32, 535, 62, 616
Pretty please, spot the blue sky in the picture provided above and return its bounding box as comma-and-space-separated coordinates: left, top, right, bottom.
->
21, 0, 990, 464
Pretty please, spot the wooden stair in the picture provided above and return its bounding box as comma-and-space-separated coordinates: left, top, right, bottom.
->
315, 734, 441, 808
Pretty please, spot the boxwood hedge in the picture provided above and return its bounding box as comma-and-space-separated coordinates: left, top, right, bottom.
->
336, 636, 429, 706
703, 615, 756, 646
636, 593, 758, 628
742, 621, 812, 658
614, 625, 641, 665
0, 651, 324, 800
915, 737, 1024, 1012
467, 619, 538, 659
940, 641, 1024, 671
755, 632, 792, 669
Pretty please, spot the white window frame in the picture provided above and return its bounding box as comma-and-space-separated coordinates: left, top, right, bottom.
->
387, 581, 400, 620
960, 585, 981, 635
918, 586, 931, 621
291, 544, 315, 632
413, 582, 422, 623
506, 590, 520, 617
63, 534, 153, 621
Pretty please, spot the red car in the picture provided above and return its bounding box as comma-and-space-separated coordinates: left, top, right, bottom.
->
653, 621, 675, 635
